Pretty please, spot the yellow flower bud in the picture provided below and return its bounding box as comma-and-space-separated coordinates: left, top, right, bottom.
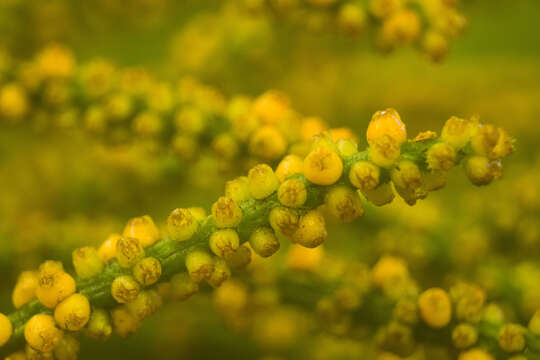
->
338, 3, 367, 35
422, 31, 449, 63
225, 176, 251, 203
105, 93, 133, 121
36, 264, 76, 309
213, 133, 239, 159
458, 349, 494, 360
111, 306, 139, 338
212, 197, 243, 228
170, 273, 199, 301
427, 142, 456, 171
133, 257, 162, 286
209, 229, 240, 259
249, 227, 280, 257
12, 271, 39, 309
269, 207, 300, 237
126, 291, 162, 321
325, 185, 364, 222
225, 244, 252, 270
72, 246, 104, 279
172, 135, 198, 160
492, 128, 514, 159
441, 116, 473, 150
25, 345, 53, 360
185, 251, 214, 283
300, 117, 327, 142
369, 135, 400, 168
423, 170, 447, 192
361, 182, 395, 206
370, 0, 403, 18
36, 44, 75, 78
293, 211, 327, 248
367, 108, 407, 146
248, 164, 280, 199
336, 138, 358, 157
394, 298, 418, 325
54, 294, 91, 331
84, 308, 112, 340
372, 256, 408, 287
391, 160, 422, 191
24, 314, 63, 353
133, 112, 162, 137
252, 90, 291, 125
452, 323, 478, 349
249, 125, 288, 161
286, 245, 324, 271
418, 288, 452, 328
122, 215, 160, 248
213, 280, 248, 313
275, 155, 304, 182
98, 234, 120, 262
167, 208, 199, 242
498, 324, 525, 353
465, 156, 497, 186
111, 276, 141, 304
304, 146, 343, 186
278, 178, 307, 208
382, 10, 421, 45
208, 259, 232, 288
53, 334, 79, 360
0, 313, 12, 347
349, 161, 380, 191
0, 83, 28, 120
174, 106, 205, 134
116, 237, 145, 268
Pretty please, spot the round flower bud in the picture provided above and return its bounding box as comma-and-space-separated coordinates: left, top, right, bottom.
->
278, 178, 307, 208
212, 197, 243, 228
133, 112, 162, 137
452, 324, 478, 349
418, 288, 452, 328
126, 291, 162, 321
53, 334, 79, 360
167, 208, 199, 242
249, 125, 288, 161
210, 229, 240, 259
391, 160, 422, 191
84, 308, 112, 340
225, 244, 252, 270
122, 215, 160, 247
492, 128, 513, 159
300, 117, 327, 142
367, 108, 406, 146
275, 154, 304, 182
208, 259, 232, 288
213, 280, 248, 313
133, 257, 162, 286
336, 138, 358, 157
372, 256, 408, 287
72, 246, 104, 279
369, 135, 400, 168
24, 314, 63, 353
362, 182, 395, 206
304, 146, 343, 185
338, 3, 367, 35
212, 133, 239, 159
170, 273, 199, 301
0, 313, 12, 347
225, 176, 251, 203
185, 251, 214, 283
427, 142, 456, 171
498, 324, 525, 353
111, 276, 141, 304
12, 271, 39, 309
269, 207, 300, 237
0, 83, 28, 120
422, 31, 449, 63
249, 227, 280, 258
36, 265, 76, 309
458, 349, 494, 360
54, 294, 91, 331
441, 116, 473, 150
293, 211, 327, 248
349, 161, 380, 191
116, 237, 145, 268
111, 306, 139, 338
286, 244, 324, 271
325, 186, 364, 222
248, 164, 280, 199
370, 0, 403, 18
98, 234, 120, 262
465, 156, 496, 186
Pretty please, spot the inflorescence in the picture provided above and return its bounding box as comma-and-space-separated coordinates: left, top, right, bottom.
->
0, 106, 514, 359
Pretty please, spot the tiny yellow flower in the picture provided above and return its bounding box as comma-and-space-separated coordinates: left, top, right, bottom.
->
275, 154, 304, 182
418, 288, 452, 328
72, 246, 104, 279
133, 257, 162, 287
209, 229, 240, 259
278, 178, 308, 208
122, 215, 160, 247
366, 108, 407, 146
24, 314, 63, 353
292, 211, 327, 248
249, 227, 280, 258
248, 164, 280, 199
54, 294, 91, 331
167, 208, 199, 242
0, 313, 12, 347
212, 197, 243, 228
111, 276, 141, 304
304, 147, 343, 185
98, 234, 121, 262
116, 237, 145, 268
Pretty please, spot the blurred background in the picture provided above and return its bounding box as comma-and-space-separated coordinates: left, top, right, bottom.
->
0, 0, 539, 359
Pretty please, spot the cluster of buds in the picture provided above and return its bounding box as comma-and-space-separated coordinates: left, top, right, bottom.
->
238, 0, 466, 62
